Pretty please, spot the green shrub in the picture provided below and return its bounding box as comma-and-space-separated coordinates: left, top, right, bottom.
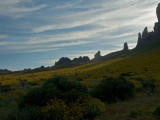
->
5, 106, 42, 120
67, 102, 84, 120
92, 77, 135, 103
19, 76, 88, 108
153, 104, 160, 117
17, 76, 106, 120
129, 108, 142, 118
28, 82, 39, 86
83, 97, 106, 120
0, 84, 12, 92
41, 97, 105, 120
141, 78, 156, 93
42, 99, 68, 120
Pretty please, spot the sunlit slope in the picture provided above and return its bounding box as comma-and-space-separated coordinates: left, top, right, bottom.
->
81, 37, 160, 82
0, 57, 123, 86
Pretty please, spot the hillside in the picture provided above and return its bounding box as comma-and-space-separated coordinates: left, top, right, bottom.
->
1, 3, 160, 120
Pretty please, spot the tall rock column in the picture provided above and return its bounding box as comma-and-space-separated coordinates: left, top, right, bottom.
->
123, 42, 128, 51
136, 33, 142, 48
156, 3, 160, 22
142, 27, 149, 42
154, 3, 160, 34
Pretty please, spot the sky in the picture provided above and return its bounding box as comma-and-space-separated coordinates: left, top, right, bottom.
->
0, 0, 159, 71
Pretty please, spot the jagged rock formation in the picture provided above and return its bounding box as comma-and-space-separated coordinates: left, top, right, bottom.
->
72, 56, 90, 63
137, 33, 142, 47
94, 51, 101, 60
142, 27, 150, 41
55, 56, 90, 66
123, 42, 128, 51
55, 57, 72, 65
136, 3, 160, 48
136, 27, 150, 47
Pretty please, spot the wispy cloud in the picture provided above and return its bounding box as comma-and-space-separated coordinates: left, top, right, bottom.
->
0, 40, 90, 53
0, 35, 8, 39
0, 0, 47, 18
32, 0, 157, 34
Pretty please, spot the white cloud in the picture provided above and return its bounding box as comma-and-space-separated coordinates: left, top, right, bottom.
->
32, 0, 158, 37
0, 0, 47, 18
0, 0, 159, 54
0, 40, 90, 53
39, 59, 58, 65
0, 35, 8, 39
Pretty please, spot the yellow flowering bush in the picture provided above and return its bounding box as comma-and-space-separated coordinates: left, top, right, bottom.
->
42, 99, 68, 120
83, 97, 106, 120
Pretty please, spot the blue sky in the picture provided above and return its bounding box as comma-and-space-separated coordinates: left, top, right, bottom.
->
0, 0, 159, 71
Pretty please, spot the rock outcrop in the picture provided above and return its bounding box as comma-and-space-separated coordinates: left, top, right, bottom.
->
142, 27, 150, 41
72, 56, 90, 63
123, 42, 128, 51
94, 51, 101, 60
55, 57, 71, 65
137, 33, 142, 47
55, 56, 90, 66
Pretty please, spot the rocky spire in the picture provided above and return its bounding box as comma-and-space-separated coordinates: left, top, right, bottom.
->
154, 3, 160, 34
94, 51, 101, 60
156, 3, 160, 22
136, 3, 160, 49
123, 42, 128, 51
136, 33, 142, 47
142, 27, 149, 42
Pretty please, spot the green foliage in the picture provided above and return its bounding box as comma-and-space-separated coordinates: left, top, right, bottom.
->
91, 76, 135, 103
41, 97, 105, 120
18, 76, 88, 108
83, 97, 106, 120
141, 78, 156, 93
42, 99, 68, 120
136, 77, 157, 94
153, 104, 160, 117
0, 84, 12, 92
129, 108, 142, 118
28, 82, 39, 86
1, 106, 42, 120
17, 76, 106, 120
67, 102, 84, 120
